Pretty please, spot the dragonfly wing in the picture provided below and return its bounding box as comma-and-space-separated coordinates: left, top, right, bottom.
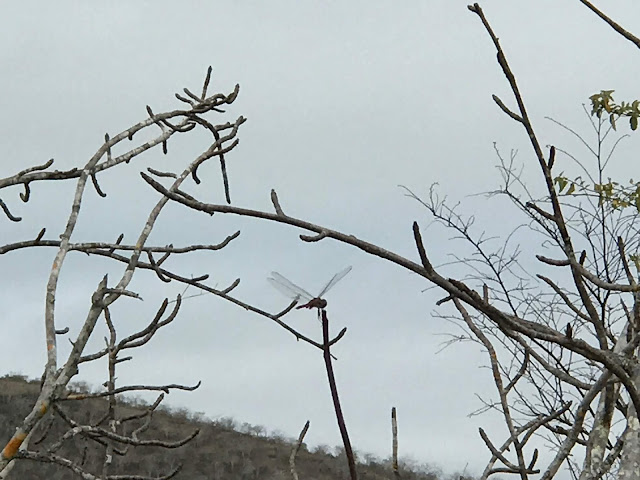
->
268, 272, 314, 302
267, 277, 303, 302
317, 266, 352, 298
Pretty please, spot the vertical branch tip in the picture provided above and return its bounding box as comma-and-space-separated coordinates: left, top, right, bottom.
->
412, 222, 434, 274
271, 190, 285, 216
548, 146, 556, 170
201, 66, 213, 100
391, 407, 400, 478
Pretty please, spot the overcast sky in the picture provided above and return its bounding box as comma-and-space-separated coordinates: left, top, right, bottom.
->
2, 1, 640, 478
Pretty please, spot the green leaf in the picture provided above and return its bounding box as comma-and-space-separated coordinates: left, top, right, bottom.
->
555, 176, 567, 192
631, 115, 638, 131
566, 183, 576, 195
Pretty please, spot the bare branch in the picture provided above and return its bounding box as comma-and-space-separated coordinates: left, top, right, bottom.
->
492, 94, 523, 123
391, 407, 401, 479
578, 0, 640, 49
0, 198, 21, 222
271, 189, 285, 216
321, 310, 358, 480
289, 420, 310, 480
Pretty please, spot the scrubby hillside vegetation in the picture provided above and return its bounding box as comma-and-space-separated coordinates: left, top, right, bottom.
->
0, 375, 472, 480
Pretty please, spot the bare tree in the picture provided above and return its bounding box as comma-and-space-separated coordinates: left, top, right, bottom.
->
3, 2, 640, 479
0, 69, 247, 479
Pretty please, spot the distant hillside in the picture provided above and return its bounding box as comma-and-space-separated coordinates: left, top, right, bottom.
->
0, 375, 472, 479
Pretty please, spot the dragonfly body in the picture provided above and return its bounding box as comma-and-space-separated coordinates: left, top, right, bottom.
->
268, 266, 352, 311
297, 297, 328, 310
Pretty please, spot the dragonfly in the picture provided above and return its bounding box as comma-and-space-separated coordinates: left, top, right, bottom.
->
268, 266, 352, 311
